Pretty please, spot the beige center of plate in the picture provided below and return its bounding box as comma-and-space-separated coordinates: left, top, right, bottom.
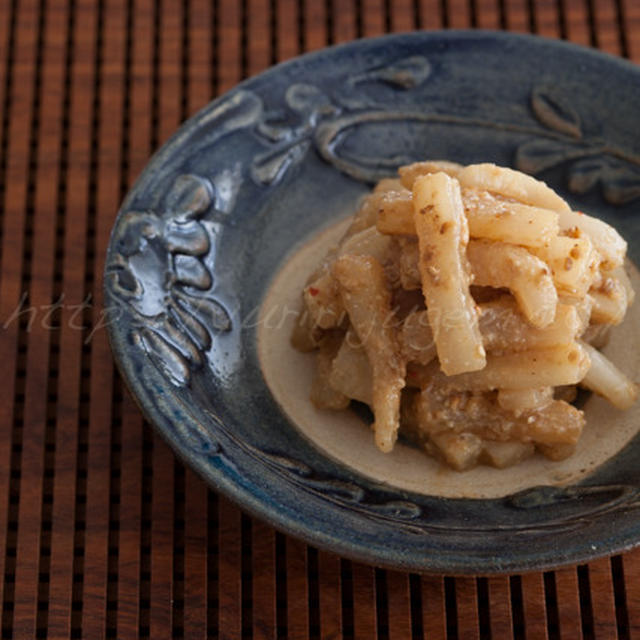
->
257, 218, 640, 499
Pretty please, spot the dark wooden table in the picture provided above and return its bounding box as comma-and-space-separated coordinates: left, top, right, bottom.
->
1, 0, 640, 637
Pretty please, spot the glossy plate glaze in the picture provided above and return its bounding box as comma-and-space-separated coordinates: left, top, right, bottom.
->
105, 31, 640, 574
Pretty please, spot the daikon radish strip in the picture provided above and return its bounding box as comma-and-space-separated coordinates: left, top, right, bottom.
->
398, 160, 463, 189
580, 341, 639, 409
457, 163, 571, 212
611, 265, 635, 307
467, 239, 558, 328
590, 276, 628, 325
463, 188, 559, 247
310, 333, 350, 410
530, 235, 598, 297
400, 310, 437, 365
446, 343, 590, 391
376, 191, 415, 235
412, 172, 486, 375
328, 329, 372, 405
333, 254, 406, 452
479, 299, 581, 352
338, 225, 392, 263
496, 387, 554, 415
557, 209, 627, 270
377, 186, 560, 248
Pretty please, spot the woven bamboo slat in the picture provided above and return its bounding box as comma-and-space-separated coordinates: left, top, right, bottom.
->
0, 1, 639, 637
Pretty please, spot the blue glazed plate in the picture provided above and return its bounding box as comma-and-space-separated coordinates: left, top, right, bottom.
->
105, 31, 640, 574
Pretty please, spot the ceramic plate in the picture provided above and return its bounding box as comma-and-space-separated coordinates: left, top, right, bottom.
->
105, 31, 640, 574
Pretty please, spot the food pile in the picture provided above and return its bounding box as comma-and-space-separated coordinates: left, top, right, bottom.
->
292, 162, 638, 470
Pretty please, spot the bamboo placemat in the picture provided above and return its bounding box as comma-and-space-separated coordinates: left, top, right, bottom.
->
1, 0, 639, 637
